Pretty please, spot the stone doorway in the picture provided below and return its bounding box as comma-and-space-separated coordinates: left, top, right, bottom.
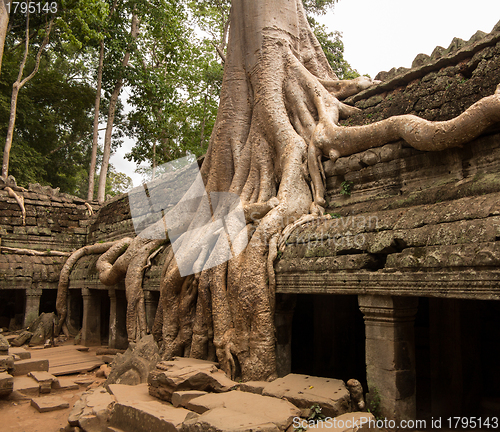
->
415, 297, 500, 420
290, 294, 366, 388
0, 289, 24, 329
39, 289, 57, 314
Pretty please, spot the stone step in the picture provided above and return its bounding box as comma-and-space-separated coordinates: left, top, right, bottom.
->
110, 400, 192, 432
0, 371, 13, 397
29, 371, 58, 393
13, 376, 40, 396
262, 374, 351, 418
0, 354, 14, 372
9, 347, 31, 360
12, 358, 49, 376
108, 383, 157, 403
31, 395, 70, 412
53, 377, 79, 391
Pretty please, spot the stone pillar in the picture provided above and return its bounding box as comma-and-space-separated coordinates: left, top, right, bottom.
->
108, 288, 118, 348
358, 295, 418, 421
108, 288, 128, 350
275, 294, 296, 377
24, 288, 41, 327
144, 291, 158, 333
81, 288, 101, 346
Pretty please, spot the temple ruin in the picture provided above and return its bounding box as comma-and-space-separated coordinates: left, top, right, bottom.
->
1, 18, 500, 429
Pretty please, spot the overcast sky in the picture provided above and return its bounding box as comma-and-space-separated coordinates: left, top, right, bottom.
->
318, 0, 500, 78
112, 0, 500, 186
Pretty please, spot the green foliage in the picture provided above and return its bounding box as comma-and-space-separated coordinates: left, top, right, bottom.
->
125, 0, 223, 171
294, 404, 327, 431
367, 387, 382, 420
0, 0, 363, 195
340, 180, 353, 196
302, 0, 338, 15
90, 164, 133, 198
0, 43, 96, 194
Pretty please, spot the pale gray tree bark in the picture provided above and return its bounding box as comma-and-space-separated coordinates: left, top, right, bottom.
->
97, 12, 139, 204
0, 1, 10, 76
2, 15, 53, 179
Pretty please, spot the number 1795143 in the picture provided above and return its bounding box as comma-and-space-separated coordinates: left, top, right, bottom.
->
7, 2, 58, 14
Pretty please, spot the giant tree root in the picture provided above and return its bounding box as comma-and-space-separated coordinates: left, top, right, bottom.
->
5, 186, 26, 225
55, 241, 119, 335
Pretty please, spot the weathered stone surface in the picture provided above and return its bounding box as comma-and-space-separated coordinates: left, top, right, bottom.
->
74, 376, 95, 387
29, 370, 58, 393
110, 400, 192, 432
182, 407, 279, 432
346, 379, 365, 412
262, 374, 350, 418
0, 371, 13, 397
53, 377, 79, 391
105, 335, 160, 386
9, 346, 31, 359
31, 395, 70, 412
13, 375, 39, 395
68, 386, 115, 431
10, 331, 33, 347
148, 358, 237, 402
29, 312, 56, 346
172, 390, 207, 408
0, 333, 9, 353
12, 358, 49, 376
185, 390, 301, 431
0, 354, 14, 372
238, 380, 267, 395
109, 383, 157, 403
96, 364, 112, 378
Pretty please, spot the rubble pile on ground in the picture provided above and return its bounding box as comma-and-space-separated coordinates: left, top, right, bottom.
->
66, 356, 375, 432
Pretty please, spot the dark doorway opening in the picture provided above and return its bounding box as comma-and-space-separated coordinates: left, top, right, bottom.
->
39, 289, 57, 314
291, 294, 366, 389
415, 297, 500, 421
67, 289, 83, 336
99, 290, 110, 345
0, 289, 24, 330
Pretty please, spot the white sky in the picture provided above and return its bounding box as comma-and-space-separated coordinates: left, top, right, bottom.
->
112, 0, 500, 187
318, 0, 500, 78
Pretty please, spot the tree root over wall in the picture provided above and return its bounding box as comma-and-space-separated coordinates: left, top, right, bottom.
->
56, 0, 500, 382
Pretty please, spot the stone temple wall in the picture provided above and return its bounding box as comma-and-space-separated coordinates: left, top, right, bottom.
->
0, 185, 97, 329
276, 22, 500, 299
275, 22, 500, 421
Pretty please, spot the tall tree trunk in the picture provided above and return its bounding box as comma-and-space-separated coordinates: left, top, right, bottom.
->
97, 12, 139, 203
2, 15, 53, 179
0, 1, 10, 76
151, 140, 156, 179
87, 40, 104, 201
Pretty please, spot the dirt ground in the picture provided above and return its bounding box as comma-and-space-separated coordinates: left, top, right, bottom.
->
1, 340, 107, 432
0, 390, 83, 432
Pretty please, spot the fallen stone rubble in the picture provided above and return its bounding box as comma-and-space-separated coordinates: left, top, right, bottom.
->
66, 357, 376, 432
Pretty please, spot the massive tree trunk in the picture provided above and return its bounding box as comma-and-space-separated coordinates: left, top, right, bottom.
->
57, 0, 500, 382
